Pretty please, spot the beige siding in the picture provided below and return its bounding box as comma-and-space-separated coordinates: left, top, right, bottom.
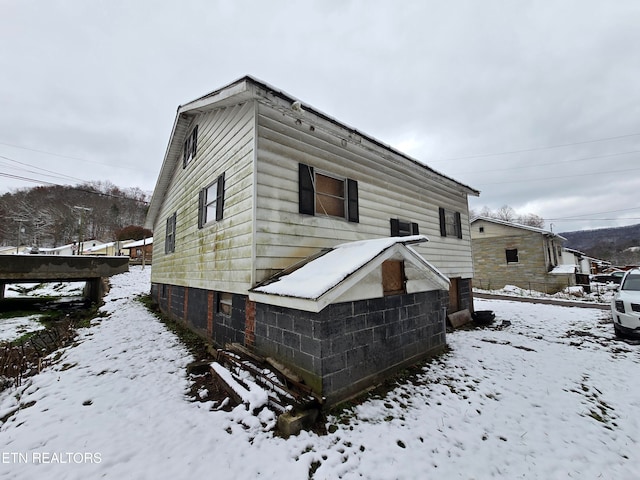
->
254, 101, 474, 283
151, 102, 256, 293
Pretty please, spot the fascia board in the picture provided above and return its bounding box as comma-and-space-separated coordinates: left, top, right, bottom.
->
248, 291, 322, 313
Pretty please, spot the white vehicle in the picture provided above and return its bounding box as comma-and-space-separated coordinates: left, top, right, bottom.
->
612, 268, 640, 338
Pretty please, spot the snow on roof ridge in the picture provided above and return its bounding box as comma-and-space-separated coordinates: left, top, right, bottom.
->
253, 236, 429, 300
472, 216, 566, 240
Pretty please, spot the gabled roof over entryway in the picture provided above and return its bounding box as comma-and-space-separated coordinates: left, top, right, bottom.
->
249, 235, 450, 312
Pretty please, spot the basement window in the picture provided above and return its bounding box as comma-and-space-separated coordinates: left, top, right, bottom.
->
506, 249, 519, 264
217, 292, 233, 315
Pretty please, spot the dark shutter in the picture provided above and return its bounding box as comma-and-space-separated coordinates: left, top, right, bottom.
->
165, 216, 172, 253
299, 163, 315, 215
390, 218, 400, 236
215, 172, 225, 221
197, 188, 205, 229
347, 178, 359, 223
411, 222, 419, 235
183, 140, 188, 169
171, 213, 176, 252
192, 125, 198, 158
439, 207, 447, 236
455, 211, 462, 239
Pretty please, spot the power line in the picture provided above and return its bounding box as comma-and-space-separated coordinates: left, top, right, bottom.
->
0, 172, 59, 186
0, 140, 89, 162
0, 154, 87, 184
471, 165, 640, 186
434, 132, 640, 162
445, 149, 640, 176
545, 206, 640, 220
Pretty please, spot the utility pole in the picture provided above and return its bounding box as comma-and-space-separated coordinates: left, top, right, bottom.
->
11, 218, 26, 254
16, 222, 25, 254
73, 206, 92, 255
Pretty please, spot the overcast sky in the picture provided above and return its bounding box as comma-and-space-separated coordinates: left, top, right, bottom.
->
1, 0, 639, 233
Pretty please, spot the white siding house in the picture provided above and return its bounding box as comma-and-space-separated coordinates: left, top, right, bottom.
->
145, 76, 479, 404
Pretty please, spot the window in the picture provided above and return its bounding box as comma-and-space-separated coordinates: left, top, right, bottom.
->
506, 248, 519, 263
165, 212, 176, 254
315, 172, 345, 217
439, 208, 462, 239
183, 125, 198, 168
390, 218, 419, 237
299, 163, 359, 222
217, 292, 233, 315
479, 226, 484, 233
198, 173, 225, 228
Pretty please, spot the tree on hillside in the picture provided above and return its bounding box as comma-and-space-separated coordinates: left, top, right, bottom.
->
0, 182, 150, 248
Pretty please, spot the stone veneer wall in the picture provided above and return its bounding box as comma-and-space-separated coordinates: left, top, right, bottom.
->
254, 290, 448, 405
472, 233, 571, 294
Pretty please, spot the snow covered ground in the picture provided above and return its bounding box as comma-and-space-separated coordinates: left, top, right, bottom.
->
1, 267, 638, 479
475, 282, 617, 305
0, 281, 86, 343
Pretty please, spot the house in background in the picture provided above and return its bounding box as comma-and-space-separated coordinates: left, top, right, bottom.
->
561, 247, 610, 275
121, 238, 153, 264
145, 76, 479, 404
471, 216, 574, 293
83, 241, 120, 256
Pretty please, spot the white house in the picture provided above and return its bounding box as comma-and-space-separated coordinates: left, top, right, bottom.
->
145, 76, 479, 404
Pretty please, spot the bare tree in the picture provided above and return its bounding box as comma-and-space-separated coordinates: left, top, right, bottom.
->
477, 205, 546, 228
495, 205, 517, 222
517, 213, 545, 228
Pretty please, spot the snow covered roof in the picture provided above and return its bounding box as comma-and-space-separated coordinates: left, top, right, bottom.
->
250, 235, 450, 312
550, 264, 577, 275
122, 237, 153, 249
471, 216, 567, 241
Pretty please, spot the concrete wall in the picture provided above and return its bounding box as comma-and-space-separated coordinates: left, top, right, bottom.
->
151, 284, 246, 347
152, 282, 449, 405
254, 290, 448, 405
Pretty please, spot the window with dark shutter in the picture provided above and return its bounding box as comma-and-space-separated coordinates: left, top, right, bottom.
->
390, 218, 419, 237
439, 207, 463, 238
165, 212, 177, 253
183, 125, 198, 169
298, 163, 359, 223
